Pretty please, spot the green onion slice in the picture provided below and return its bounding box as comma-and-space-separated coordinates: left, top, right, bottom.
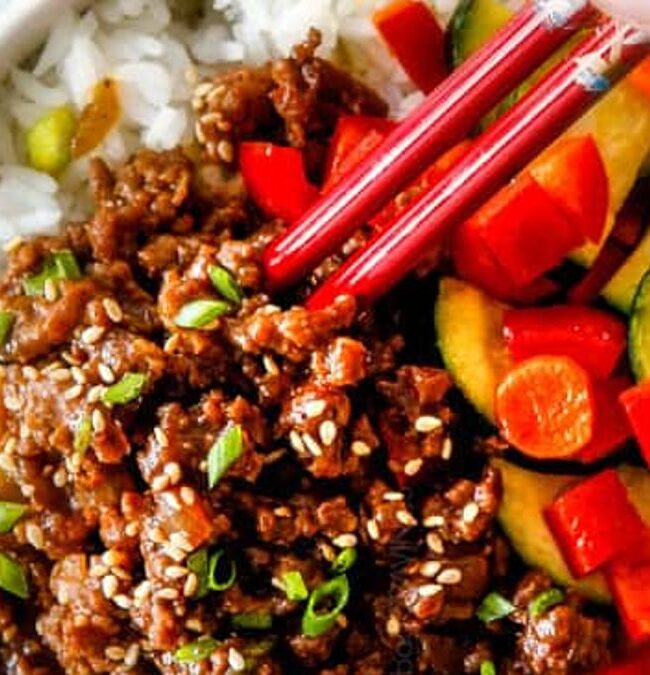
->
23, 250, 82, 296
301, 575, 350, 637
174, 299, 231, 329
207, 424, 243, 489
208, 549, 237, 592
0, 551, 29, 599
187, 548, 210, 599
0, 502, 27, 534
232, 612, 273, 630
53, 250, 82, 280
480, 660, 497, 675
174, 636, 220, 663
73, 415, 93, 456
0, 311, 14, 347
282, 570, 309, 602
102, 372, 147, 405
208, 265, 243, 304
332, 548, 357, 574
529, 588, 564, 617
476, 592, 516, 623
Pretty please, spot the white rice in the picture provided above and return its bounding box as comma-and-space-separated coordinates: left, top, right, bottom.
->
0, 0, 463, 248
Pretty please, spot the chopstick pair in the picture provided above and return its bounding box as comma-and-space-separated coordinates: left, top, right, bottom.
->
262, 1, 650, 309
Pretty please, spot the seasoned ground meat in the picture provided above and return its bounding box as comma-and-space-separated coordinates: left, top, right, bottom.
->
0, 34, 614, 675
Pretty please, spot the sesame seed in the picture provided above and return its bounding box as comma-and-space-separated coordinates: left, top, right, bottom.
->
426, 532, 445, 554
418, 583, 443, 598
333, 533, 357, 548
423, 515, 445, 528
113, 594, 132, 610
103, 550, 122, 567
396, 510, 418, 527
273, 506, 291, 518
52, 466, 67, 488
155, 587, 179, 601
366, 519, 380, 541
336, 614, 348, 628
289, 430, 306, 453
302, 432, 323, 457
386, 616, 401, 637
3, 236, 23, 253
105, 646, 126, 661
217, 140, 234, 163
92, 409, 106, 433
319, 420, 337, 446
71, 366, 87, 385
133, 581, 151, 602
351, 440, 372, 457
151, 474, 170, 492
194, 82, 213, 99
63, 384, 83, 401
228, 647, 246, 672
165, 566, 188, 579
180, 486, 195, 505
87, 385, 106, 403
436, 568, 463, 585
169, 532, 193, 552
125, 522, 139, 538
154, 427, 169, 447
81, 326, 105, 345
404, 458, 423, 476
3, 437, 16, 455
90, 564, 109, 578
25, 523, 44, 549
44, 278, 58, 302
185, 618, 203, 632
183, 573, 198, 597
112, 567, 131, 581
162, 491, 182, 511
149, 527, 166, 544
318, 542, 336, 562
98, 364, 115, 384
102, 298, 123, 323
263, 355, 279, 375
441, 438, 453, 460
383, 491, 404, 502
0, 455, 15, 474
164, 462, 182, 485
23, 366, 38, 381
194, 121, 207, 143
4, 395, 20, 412
304, 400, 326, 418
415, 415, 443, 433
420, 561, 442, 578
462, 502, 480, 524
124, 643, 140, 667
102, 575, 119, 599
166, 546, 186, 562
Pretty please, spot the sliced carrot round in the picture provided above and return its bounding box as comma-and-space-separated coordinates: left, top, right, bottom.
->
495, 356, 595, 460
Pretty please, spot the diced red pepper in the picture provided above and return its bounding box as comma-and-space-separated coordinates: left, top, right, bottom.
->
463, 172, 584, 287
621, 381, 650, 468
373, 0, 447, 94
596, 645, 650, 675
530, 135, 609, 244
607, 532, 650, 645
239, 142, 319, 223
545, 469, 647, 577
503, 306, 626, 380
577, 377, 633, 464
323, 115, 396, 193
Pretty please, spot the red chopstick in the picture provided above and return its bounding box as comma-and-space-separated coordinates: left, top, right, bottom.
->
306, 19, 649, 309
263, 0, 595, 291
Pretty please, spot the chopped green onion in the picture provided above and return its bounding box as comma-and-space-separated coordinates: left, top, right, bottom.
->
208, 549, 237, 591
0, 551, 29, 599
207, 424, 243, 489
187, 548, 210, 599
73, 415, 93, 456
23, 250, 82, 296
0, 311, 14, 347
282, 570, 309, 602
480, 661, 497, 675
476, 592, 516, 623
529, 588, 564, 617
102, 372, 147, 405
208, 265, 243, 304
301, 575, 350, 637
232, 612, 273, 630
332, 548, 357, 574
174, 299, 231, 329
0, 502, 27, 534
243, 637, 276, 658
26, 105, 76, 175
174, 636, 220, 663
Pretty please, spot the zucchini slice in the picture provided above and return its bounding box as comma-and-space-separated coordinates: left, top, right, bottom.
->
630, 268, 650, 382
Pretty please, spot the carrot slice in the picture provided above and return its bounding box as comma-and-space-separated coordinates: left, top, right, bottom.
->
495, 356, 595, 460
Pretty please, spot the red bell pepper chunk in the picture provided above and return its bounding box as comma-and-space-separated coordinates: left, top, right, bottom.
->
463, 172, 584, 287
596, 645, 650, 675
545, 469, 647, 577
607, 532, 650, 645
503, 306, 627, 380
322, 115, 397, 193
239, 142, 319, 223
621, 381, 650, 468
577, 377, 633, 464
373, 0, 447, 94
530, 135, 609, 244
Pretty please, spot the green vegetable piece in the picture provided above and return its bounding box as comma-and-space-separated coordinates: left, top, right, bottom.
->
476, 591, 516, 623
301, 575, 350, 637
26, 105, 77, 175
73, 416, 93, 456
0, 551, 29, 599
23, 249, 82, 296
0, 311, 15, 347
187, 548, 210, 599
53, 250, 82, 281
451, 0, 512, 67
174, 636, 220, 663
332, 548, 357, 574
529, 588, 565, 617
208, 549, 237, 592
174, 299, 231, 329
208, 265, 243, 304
232, 612, 273, 630
480, 661, 497, 675
282, 570, 309, 602
207, 424, 243, 489
102, 372, 147, 405
630, 268, 650, 382
0, 502, 27, 534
